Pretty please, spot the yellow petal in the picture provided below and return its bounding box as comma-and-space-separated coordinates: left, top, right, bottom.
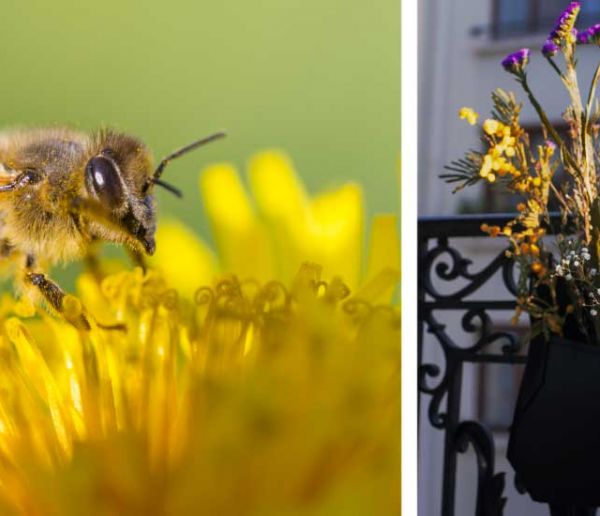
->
200, 163, 275, 282
148, 220, 216, 298
248, 151, 311, 282
248, 151, 364, 288
248, 151, 308, 221
5, 318, 72, 461
309, 183, 364, 289
360, 214, 400, 304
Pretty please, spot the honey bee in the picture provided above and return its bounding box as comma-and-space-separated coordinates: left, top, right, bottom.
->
0, 127, 225, 326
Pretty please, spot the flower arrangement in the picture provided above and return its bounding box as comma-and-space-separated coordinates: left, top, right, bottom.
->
443, 1, 600, 342
0, 151, 400, 514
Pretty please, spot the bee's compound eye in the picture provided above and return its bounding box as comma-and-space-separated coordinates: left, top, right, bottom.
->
85, 156, 124, 209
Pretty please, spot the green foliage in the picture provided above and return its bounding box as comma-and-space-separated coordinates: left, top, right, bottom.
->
490, 89, 521, 126
440, 151, 483, 192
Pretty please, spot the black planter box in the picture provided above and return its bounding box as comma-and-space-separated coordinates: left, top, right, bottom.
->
507, 335, 600, 507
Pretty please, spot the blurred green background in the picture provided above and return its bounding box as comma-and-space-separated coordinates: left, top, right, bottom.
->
0, 0, 399, 284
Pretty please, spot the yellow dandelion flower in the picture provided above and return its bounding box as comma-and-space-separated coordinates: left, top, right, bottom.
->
194, 150, 398, 297
0, 150, 401, 515
459, 107, 479, 125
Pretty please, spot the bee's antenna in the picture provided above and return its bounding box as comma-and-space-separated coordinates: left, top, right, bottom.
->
152, 178, 183, 198
154, 131, 226, 181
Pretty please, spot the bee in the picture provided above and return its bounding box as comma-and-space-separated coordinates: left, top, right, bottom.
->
0, 127, 225, 327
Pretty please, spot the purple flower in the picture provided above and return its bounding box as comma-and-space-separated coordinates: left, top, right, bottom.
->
549, 1, 581, 45
578, 24, 600, 45
578, 29, 591, 44
542, 40, 559, 57
501, 48, 530, 74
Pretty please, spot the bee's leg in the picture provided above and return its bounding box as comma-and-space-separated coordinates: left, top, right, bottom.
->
128, 248, 148, 272
24, 258, 126, 332
26, 272, 65, 313
96, 320, 127, 332
71, 197, 149, 273
25, 271, 91, 331
83, 245, 105, 283
0, 170, 43, 193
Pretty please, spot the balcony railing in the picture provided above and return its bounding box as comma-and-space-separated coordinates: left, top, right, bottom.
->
418, 213, 586, 516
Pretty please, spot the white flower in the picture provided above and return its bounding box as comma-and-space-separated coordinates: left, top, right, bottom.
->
591, 309, 598, 317
583, 254, 592, 261
555, 265, 564, 276
574, 261, 581, 267
566, 273, 573, 281
592, 269, 598, 276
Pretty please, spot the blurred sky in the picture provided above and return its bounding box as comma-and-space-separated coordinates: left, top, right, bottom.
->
0, 0, 398, 281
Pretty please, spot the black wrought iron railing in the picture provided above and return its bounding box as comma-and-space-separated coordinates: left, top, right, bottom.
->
418, 213, 573, 516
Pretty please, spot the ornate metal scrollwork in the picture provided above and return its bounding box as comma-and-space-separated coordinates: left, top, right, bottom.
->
460, 308, 520, 355
454, 421, 507, 516
419, 307, 522, 431
422, 236, 519, 301
418, 215, 552, 516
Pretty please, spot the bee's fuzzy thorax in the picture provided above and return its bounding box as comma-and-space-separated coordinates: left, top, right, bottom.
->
0, 126, 158, 268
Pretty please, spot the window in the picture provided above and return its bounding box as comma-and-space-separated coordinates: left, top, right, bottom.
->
492, 0, 600, 40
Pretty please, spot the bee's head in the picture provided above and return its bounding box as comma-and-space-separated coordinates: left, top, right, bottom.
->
85, 129, 225, 255
86, 130, 157, 255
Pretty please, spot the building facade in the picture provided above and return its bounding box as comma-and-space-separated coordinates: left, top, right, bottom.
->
418, 1, 600, 514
